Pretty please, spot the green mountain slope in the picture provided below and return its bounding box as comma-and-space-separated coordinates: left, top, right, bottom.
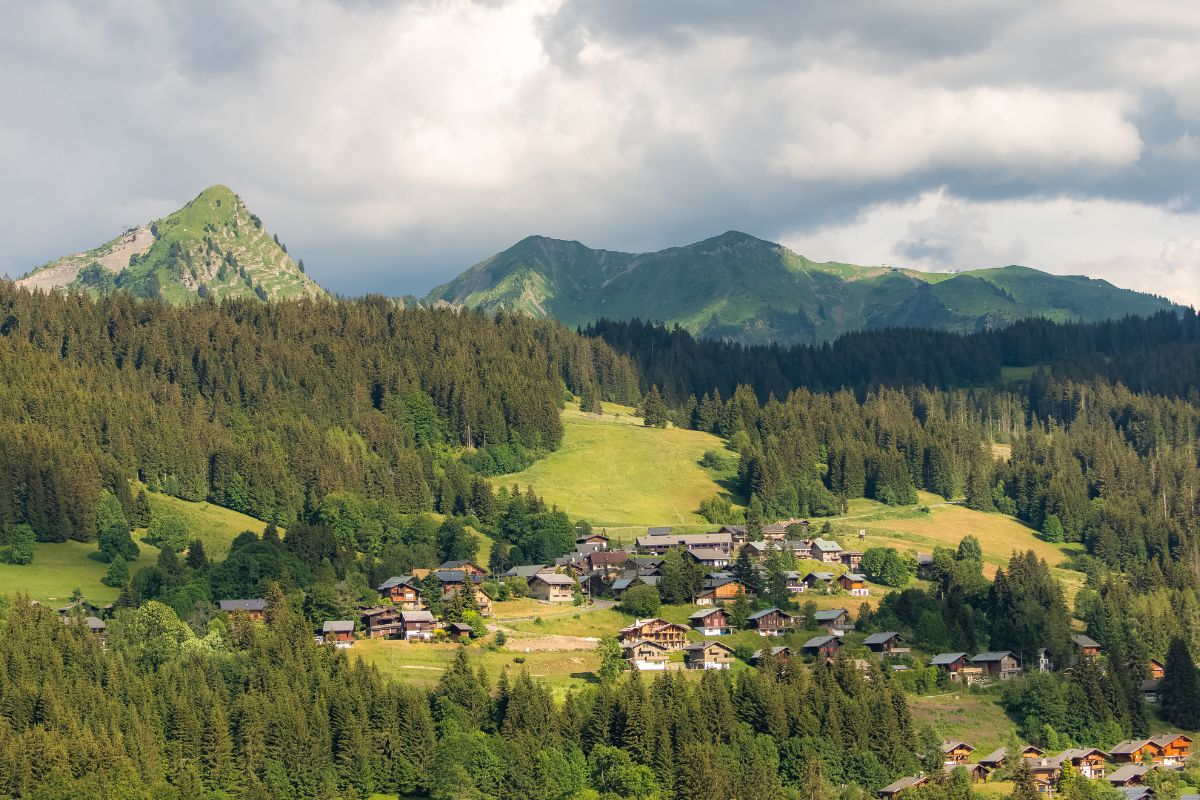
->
427, 231, 1183, 345
18, 186, 324, 303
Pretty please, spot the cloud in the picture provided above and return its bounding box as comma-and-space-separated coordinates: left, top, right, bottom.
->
1, 0, 1199, 299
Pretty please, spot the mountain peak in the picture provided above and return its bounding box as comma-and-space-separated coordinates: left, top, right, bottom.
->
18, 187, 325, 304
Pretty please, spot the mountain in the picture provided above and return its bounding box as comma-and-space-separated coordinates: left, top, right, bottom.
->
17, 185, 324, 303
426, 231, 1184, 345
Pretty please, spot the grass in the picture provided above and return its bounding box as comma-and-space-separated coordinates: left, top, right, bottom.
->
502, 403, 741, 528
142, 490, 271, 559
909, 692, 1018, 756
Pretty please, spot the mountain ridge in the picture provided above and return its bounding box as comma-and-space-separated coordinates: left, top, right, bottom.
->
426, 231, 1184, 345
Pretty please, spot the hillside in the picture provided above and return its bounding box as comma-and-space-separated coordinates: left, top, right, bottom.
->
17, 185, 325, 303
427, 231, 1182, 345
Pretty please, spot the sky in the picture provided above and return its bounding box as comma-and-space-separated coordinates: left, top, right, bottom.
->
3, 0, 1200, 305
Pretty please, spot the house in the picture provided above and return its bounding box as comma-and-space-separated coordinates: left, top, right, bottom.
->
1036, 648, 1054, 672
687, 548, 731, 569
632, 556, 664, 575
863, 632, 904, 654
1071, 634, 1102, 661
438, 560, 487, 577
609, 577, 638, 598
588, 550, 629, 573
879, 776, 928, 798
719, 524, 748, 542
915, 553, 934, 579
84, 616, 107, 638
436, 569, 471, 592
398, 609, 436, 640
577, 531, 610, 548
1140, 679, 1161, 703
623, 639, 671, 671
635, 532, 733, 556
688, 607, 733, 636
812, 538, 844, 563
943, 741, 975, 766
1107, 765, 1149, 788
747, 607, 795, 637
971, 651, 1022, 680
618, 618, 689, 650
930, 652, 969, 678
800, 634, 843, 659
219, 599, 267, 621
376, 576, 422, 609
693, 576, 751, 605
684, 640, 735, 670
1148, 659, 1165, 680
841, 550, 864, 570
503, 564, 553, 579
814, 608, 852, 633
1118, 788, 1154, 800
646, 526, 673, 537
1026, 749, 1108, 784
322, 620, 355, 647
361, 606, 403, 638
979, 746, 1044, 770
945, 763, 987, 783
803, 571, 836, 592
750, 646, 793, 666
1109, 734, 1192, 765
528, 572, 576, 602
446, 621, 473, 639
839, 573, 869, 596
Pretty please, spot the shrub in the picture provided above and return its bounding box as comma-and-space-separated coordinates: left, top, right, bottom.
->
617, 584, 661, 617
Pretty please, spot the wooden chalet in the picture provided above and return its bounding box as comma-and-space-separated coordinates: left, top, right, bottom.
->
718, 524, 748, 543
971, 651, 1021, 680
750, 645, 793, 666
814, 607, 852, 633
361, 606, 403, 638
863, 632, 904, 654
219, 599, 266, 621
1028, 748, 1108, 781
943, 741, 975, 766
812, 538, 843, 563
1140, 679, 1161, 703
944, 763, 987, 783
623, 639, 670, 671
504, 564, 553, 579
841, 550, 864, 570
1071, 633, 1102, 661
688, 607, 733, 636
527, 572, 576, 602
398, 609, 436, 640
747, 607, 795, 637
930, 652, 969, 680
683, 640, 735, 670
84, 616, 107, 640
879, 775, 928, 798
437, 560, 487, 577
693, 576, 751, 605
915, 553, 934, 580
376, 576, 422, 609
446, 621, 473, 639
1107, 765, 1149, 788
618, 618, 689, 651
802, 571, 835, 592
322, 620, 355, 646
1109, 734, 1192, 766
800, 634, 843, 659
1148, 659, 1165, 680
839, 573, 869, 596
979, 745, 1044, 770
588, 550, 628, 574
577, 532, 610, 548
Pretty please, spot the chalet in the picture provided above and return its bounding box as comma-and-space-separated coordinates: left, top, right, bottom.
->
1109, 734, 1192, 765
814, 608, 852, 633
800, 634, 843, 659
879, 776, 928, 798
802, 571, 836, 592
746, 539, 813, 561
971, 651, 1021, 680
915, 553, 934, 580
785, 571, 806, 594
1140, 679, 1161, 703
747, 607, 795, 637
1028, 749, 1108, 782
943, 741, 975, 766
84, 616, 107, 638
437, 560, 487, 577
693, 576, 751, 605
1148, 659, 1165, 680
750, 646, 793, 665
945, 763, 987, 783
435, 569, 472, 592
503, 564, 553, 579
635, 532, 733, 556
618, 618, 689, 650
361, 606, 403, 638
718, 524, 748, 542
839, 573, 869, 596
1107, 765, 1149, 788
528, 572, 576, 602
588, 550, 628, 573
1118, 788, 1153, 800
609, 577, 638, 598
577, 531, 610, 548
863, 632, 904, 654
219, 599, 266, 621
575, 540, 605, 556
930, 652, 973, 682
322, 620, 355, 647
376, 576, 422, 609
687, 548, 731, 568
1071, 633, 1102, 661
446, 621, 473, 640
688, 607, 733, 636
398, 610, 436, 640
812, 538, 844, 563
684, 640, 735, 670
841, 550, 864, 570
623, 639, 670, 671
632, 556, 664, 575
761, 521, 791, 540
646, 526, 673, 537
979, 746, 1045, 770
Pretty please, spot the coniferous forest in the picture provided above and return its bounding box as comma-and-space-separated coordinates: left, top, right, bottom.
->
2, 283, 1200, 800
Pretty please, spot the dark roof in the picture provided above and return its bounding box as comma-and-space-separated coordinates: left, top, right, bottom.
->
504, 564, 550, 578
814, 608, 848, 622
377, 575, 417, 590
646, 526, 673, 536
689, 608, 727, 620
751, 646, 792, 660
530, 573, 575, 585
971, 651, 1015, 663
611, 578, 635, 591
863, 632, 900, 645
447, 622, 472, 633
400, 610, 435, 623
1107, 765, 1150, 784
943, 740, 974, 753
436, 569, 467, 582
801, 634, 841, 649
688, 548, 730, 561
1071, 633, 1101, 649
747, 607, 788, 621
880, 776, 927, 795
930, 652, 968, 666
219, 599, 266, 612
979, 748, 1007, 765
683, 639, 734, 653
438, 560, 481, 571
323, 620, 355, 633
85, 616, 106, 631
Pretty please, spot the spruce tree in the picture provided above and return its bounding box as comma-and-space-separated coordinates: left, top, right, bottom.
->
1161, 636, 1200, 729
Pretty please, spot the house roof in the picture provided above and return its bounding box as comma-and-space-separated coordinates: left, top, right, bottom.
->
611, 578, 636, 591
801, 634, 841, 649
930, 652, 968, 666
812, 537, 843, 552
640, 576, 661, 587
85, 616, 106, 631
751, 646, 792, 660
863, 632, 900, 645
1118, 788, 1153, 800
1107, 765, 1150, 784
684, 640, 734, 653
880, 776, 927, 795
531, 573, 575, 586
915, 553, 934, 565
504, 564, 550, 578
804, 571, 834, 581
689, 548, 730, 561
323, 620, 355, 633
979, 748, 1007, 765
646, 526, 673, 536
590, 551, 628, 566
400, 610, 435, 622
943, 741, 974, 753
438, 560, 482, 571
622, 638, 669, 651
971, 651, 1015, 663
377, 575, 417, 590
747, 607, 788, 621
814, 608, 848, 622
689, 608, 727, 621
636, 533, 732, 548
1151, 733, 1192, 746
1071, 633, 1101, 649
436, 569, 467, 582
842, 573, 867, 582
219, 599, 266, 612
447, 622, 472, 632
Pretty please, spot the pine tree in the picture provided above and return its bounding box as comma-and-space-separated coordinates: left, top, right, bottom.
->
641, 385, 668, 428
1161, 636, 1200, 729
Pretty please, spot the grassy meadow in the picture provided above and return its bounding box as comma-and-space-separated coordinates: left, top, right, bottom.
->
501, 402, 742, 530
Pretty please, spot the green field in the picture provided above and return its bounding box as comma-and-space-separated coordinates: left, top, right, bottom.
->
0, 490, 268, 605
909, 692, 1017, 756
502, 403, 741, 529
